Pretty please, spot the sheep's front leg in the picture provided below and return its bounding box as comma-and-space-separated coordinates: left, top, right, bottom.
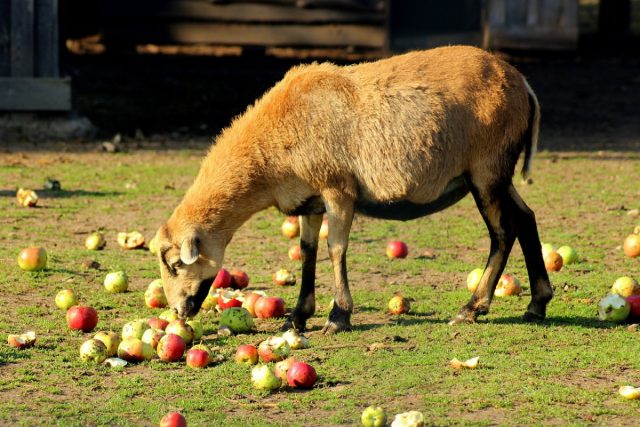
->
281, 214, 323, 332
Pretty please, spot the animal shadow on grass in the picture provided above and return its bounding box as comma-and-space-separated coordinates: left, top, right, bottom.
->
488, 315, 613, 329
0, 189, 122, 198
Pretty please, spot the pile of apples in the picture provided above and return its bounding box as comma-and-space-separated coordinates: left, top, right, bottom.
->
541, 242, 578, 272
597, 276, 640, 323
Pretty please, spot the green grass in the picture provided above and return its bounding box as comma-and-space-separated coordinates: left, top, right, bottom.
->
1, 148, 640, 426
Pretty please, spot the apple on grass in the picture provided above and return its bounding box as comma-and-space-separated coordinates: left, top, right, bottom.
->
219, 307, 254, 334
288, 245, 302, 261
466, 268, 483, 292
16, 188, 38, 207
281, 216, 300, 239
619, 386, 640, 400
281, 329, 310, 350
117, 338, 153, 362
66, 305, 98, 332
626, 295, 640, 319
159, 309, 180, 323
611, 276, 640, 298
217, 290, 244, 311
251, 364, 281, 391
122, 319, 151, 340
186, 319, 204, 340
386, 241, 408, 259
235, 344, 259, 365
201, 289, 219, 311
85, 232, 106, 250
79, 339, 108, 364
258, 336, 291, 363
145, 279, 168, 308
494, 274, 522, 297
254, 297, 286, 319
361, 406, 387, 427
274, 357, 298, 381
186, 348, 210, 368
141, 328, 166, 350
94, 331, 121, 357
242, 291, 267, 317
104, 271, 128, 293
390, 411, 424, 427
148, 317, 169, 331
540, 243, 555, 258
157, 333, 186, 362
212, 268, 232, 289
543, 250, 563, 272
160, 412, 187, 427
148, 234, 160, 256
55, 289, 78, 310
556, 245, 577, 265
17, 247, 47, 271
388, 294, 410, 315
272, 269, 296, 286
230, 269, 250, 290
165, 320, 194, 344
117, 231, 145, 249
598, 293, 631, 322
286, 361, 317, 389
624, 234, 640, 258
7, 331, 36, 349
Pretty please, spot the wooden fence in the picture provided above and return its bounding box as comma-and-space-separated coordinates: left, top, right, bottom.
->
0, 0, 70, 111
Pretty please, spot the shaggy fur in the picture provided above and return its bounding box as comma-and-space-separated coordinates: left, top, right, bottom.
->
155, 46, 552, 331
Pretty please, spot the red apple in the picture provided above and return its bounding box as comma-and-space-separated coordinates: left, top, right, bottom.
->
117, 338, 153, 362
258, 336, 291, 363
145, 279, 168, 308
217, 290, 244, 311
186, 348, 210, 368
157, 333, 186, 362
212, 268, 232, 289
388, 294, 410, 315
148, 317, 169, 331
494, 274, 523, 297
386, 241, 408, 259
242, 292, 267, 317
281, 216, 300, 239
543, 250, 563, 272
17, 247, 48, 271
230, 269, 250, 290
287, 361, 317, 389
254, 297, 286, 319
141, 328, 166, 350
66, 305, 98, 332
272, 269, 296, 286
624, 234, 640, 258
165, 319, 194, 344
274, 357, 298, 381
288, 245, 302, 261
235, 344, 259, 365
627, 295, 640, 319
159, 412, 187, 427
319, 218, 329, 240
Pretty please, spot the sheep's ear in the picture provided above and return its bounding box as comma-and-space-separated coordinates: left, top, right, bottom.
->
180, 234, 199, 265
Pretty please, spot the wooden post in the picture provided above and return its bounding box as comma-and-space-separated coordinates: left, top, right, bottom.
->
10, 0, 35, 77
0, 0, 10, 76
35, 0, 59, 77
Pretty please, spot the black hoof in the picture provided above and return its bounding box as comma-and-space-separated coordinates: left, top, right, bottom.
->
523, 310, 545, 323
321, 321, 352, 335
280, 316, 307, 333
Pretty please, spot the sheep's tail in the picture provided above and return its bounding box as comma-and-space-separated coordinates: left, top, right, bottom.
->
521, 77, 540, 180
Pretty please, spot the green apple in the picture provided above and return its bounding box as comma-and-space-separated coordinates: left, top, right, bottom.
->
141, 328, 165, 350
79, 339, 108, 364
251, 364, 281, 391
219, 307, 254, 334
159, 309, 180, 323
55, 289, 78, 310
186, 319, 204, 341
361, 406, 387, 427
541, 243, 555, 258
556, 245, 577, 265
122, 319, 150, 340
94, 331, 121, 357
85, 232, 106, 250
598, 293, 631, 322
466, 268, 484, 292
117, 338, 153, 362
104, 271, 128, 293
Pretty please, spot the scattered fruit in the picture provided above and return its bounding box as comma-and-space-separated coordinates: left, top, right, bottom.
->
619, 385, 640, 400
361, 406, 387, 427
251, 364, 281, 391
541, 242, 555, 258
286, 361, 317, 389
7, 331, 36, 349
55, 289, 78, 310
219, 307, 254, 334
79, 339, 108, 364
230, 269, 250, 290
556, 245, 577, 265
386, 241, 408, 259
624, 233, 640, 258
626, 295, 640, 319
159, 309, 180, 323
66, 305, 98, 332
282, 329, 310, 350
281, 216, 300, 239
141, 328, 165, 350
186, 348, 210, 368
117, 231, 145, 249
390, 411, 424, 427
242, 291, 267, 317
288, 245, 302, 261
165, 319, 194, 344
598, 293, 631, 322
148, 234, 160, 256
157, 333, 186, 362
159, 411, 187, 427
104, 357, 128, 368
449, 356, 480, 370
611, 276, 640, 298
94, 331, 121, 357
16, 188, 38, 207
466, 268, 483, 292
145, 279, 168, 308
254, 297, 286, 319
543, 250, 563, 272
494, 274, 522, 297
258, 336, 291, 363
388, 294, 411, 315
272, 268, 296, 286
274, 357, 298, 381
186, 319, 204, 340
117, 338, 153, 362
85, 232, 106, 250
217, 290, 244, 311
104, 271, 128, 293
148, 317, 169, 331
122, 319, 151, 340
17, 247, 48, 271
212, 268, 232, 289
235, 344, 259, 365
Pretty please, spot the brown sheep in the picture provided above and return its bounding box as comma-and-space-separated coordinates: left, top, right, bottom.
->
155, 45, 552, 334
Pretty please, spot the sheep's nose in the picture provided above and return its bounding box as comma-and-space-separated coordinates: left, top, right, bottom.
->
176, 298, 196, 319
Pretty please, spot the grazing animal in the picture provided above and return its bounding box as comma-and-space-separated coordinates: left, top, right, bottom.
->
155, 45, 552, 334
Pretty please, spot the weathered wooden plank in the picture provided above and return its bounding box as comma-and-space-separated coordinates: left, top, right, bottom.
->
0, 77, 71, 111
99, 1, 384, 24
10, 0, 34, 77
35, 0, 59, 77
0, 0, 10, 76
104, 22, 385, 47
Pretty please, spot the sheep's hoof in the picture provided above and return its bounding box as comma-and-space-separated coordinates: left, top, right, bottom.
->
321, 320, 352, 335
280, 316, 306, 333
523, 310, 545, 323
448, 311, 477, 326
